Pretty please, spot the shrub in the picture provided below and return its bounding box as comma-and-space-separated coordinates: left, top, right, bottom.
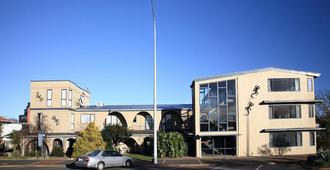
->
50, 147, 64, 157
157, 132, 185, 158
73, 123, 105, 157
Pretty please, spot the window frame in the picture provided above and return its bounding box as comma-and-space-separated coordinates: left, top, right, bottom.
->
307, 78, 313, 92
68, 90, 72, 107
61, 89, 67, 107
309, 104, 315, 118
46, 89, 52, 107
310, 132, 315, 146
268, 78, 300, 92
269, 104, 301, 119
80, 114, 95, 124
270, 132, 302, 147
70, 113, 75, 130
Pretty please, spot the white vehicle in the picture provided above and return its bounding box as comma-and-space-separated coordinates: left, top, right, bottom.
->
74, 150, 133, 170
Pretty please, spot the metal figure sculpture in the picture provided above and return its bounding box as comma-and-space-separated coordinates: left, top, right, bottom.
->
36, 92, 44, 102
245, 102, 254, 115
251, 85, 260, 98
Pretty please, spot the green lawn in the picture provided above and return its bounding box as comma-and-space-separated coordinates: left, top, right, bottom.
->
124, 153, 152, 162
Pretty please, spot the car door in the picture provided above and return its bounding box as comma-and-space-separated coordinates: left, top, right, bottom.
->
111, 151, 124, 166
101, 151, 112, 168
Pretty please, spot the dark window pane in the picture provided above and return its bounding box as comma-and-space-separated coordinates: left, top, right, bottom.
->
227, 80, 236, 96
209, 83, 217, 97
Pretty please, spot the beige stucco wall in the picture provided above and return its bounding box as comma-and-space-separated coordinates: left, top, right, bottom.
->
194, 69, 317, 157
30, 81, 90, 109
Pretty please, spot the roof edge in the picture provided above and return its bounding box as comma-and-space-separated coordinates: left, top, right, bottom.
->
30, 80, 90, 94
193, 67, 321, 82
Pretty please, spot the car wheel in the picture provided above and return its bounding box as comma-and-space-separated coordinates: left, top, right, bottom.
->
97, 162, 104, 170
125, 160, 132, 168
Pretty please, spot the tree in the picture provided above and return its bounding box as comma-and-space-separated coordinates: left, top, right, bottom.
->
8, 130, 21, 156
316, 90, 330, 150
72, 123, 105, 157
101, 125, 132, 149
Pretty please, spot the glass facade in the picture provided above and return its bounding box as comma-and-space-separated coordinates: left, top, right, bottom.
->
201, 136, 236, 155
200, 79, 236, 132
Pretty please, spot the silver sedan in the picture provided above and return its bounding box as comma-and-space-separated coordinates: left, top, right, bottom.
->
74, 150, 133, 170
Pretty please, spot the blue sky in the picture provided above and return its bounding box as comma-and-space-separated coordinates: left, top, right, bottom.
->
0, 0, 329, 119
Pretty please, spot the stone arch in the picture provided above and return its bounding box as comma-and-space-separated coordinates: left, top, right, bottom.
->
25, 139, 49, 156
125, 138, 139, 153
105, 111, 128, 127
65, 138, 76, 158
142, 136, 153, 155
159, 111, 183, 131
53, 138, 63, 149
132, 112, 153, 130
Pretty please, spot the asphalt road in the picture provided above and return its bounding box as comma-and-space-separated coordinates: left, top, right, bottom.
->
0, 162, 311, 170
0, 157, 314, 170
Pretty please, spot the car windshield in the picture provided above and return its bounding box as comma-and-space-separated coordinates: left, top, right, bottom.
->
85, 150, 101, 157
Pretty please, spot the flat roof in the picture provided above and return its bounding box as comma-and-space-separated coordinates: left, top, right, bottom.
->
77, 104, 192, 112
30, 80, 90, 94
193, 67, 321, 82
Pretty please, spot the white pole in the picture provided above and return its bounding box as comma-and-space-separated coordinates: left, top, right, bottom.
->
151, 0, 158, 164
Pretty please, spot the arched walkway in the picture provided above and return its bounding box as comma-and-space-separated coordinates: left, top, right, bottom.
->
132, 112, 153, 130
105, 111, 127, 127
65, 138, 76, 158
159, 111, 183, 131
25, 139, 49, 156
125, 138, 139, 153
53, 138, 63, 149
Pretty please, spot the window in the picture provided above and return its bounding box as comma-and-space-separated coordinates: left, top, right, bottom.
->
307, 78, 313, 92
80, 114, 95, 124
68, 90, 72, 107
309, 104, 315, 118
199, 79, 236, 132
46, 89, 52, 107
268, 78, 300, 92
61, 89, 67, 106
70, 113, 75, 130
105, 115, 122, 126
270, 132, 302, 147
269, 105, 301, 119
310, 132, 315, 146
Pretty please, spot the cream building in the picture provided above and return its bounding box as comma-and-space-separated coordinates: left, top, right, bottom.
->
22, 67, 323, 158
24, 80, 193, 156
191, 67, 323, 157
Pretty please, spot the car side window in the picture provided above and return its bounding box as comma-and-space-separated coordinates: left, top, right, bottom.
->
102, 151, 111, 157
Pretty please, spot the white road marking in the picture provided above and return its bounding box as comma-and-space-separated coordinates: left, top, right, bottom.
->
255, 164, 263, 170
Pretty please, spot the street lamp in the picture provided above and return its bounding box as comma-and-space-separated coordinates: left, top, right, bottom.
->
151, 0, 158, 165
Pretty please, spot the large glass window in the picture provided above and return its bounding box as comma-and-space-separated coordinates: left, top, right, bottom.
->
307, 78, 313, 92
81, 114, 95, 124
201, 136, 236, 156
270, 132, 302, 147
199, 79, 236, 132
309, 104, 315, 118
61, 89, 67, 106
268, 78, 300, 92
46, 89, 52, 107
269, 105, 301, 119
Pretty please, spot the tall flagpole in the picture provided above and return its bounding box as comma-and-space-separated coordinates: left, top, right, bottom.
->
151, 0, 158, 164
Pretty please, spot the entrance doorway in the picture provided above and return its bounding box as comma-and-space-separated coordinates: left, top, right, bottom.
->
201, 136, 236, 156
